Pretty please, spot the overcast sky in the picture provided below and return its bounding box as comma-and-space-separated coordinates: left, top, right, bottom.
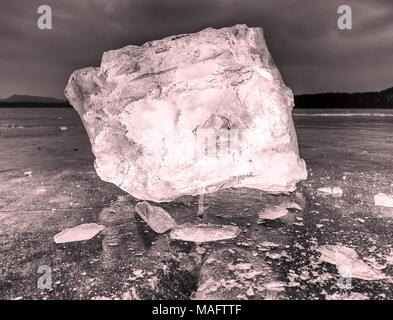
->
0, 0, 392, 99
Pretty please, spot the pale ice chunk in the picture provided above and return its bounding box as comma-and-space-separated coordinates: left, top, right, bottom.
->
317, 187, 343, 197
317, 244, 386, 281
258, 206, 288, 220
54, 223, 105, 244
170, 223, 240, 243
374, 193, 393, 208
135, 201, 177, 233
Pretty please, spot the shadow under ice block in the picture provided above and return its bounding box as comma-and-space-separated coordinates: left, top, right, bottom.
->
65, 24, 307, 202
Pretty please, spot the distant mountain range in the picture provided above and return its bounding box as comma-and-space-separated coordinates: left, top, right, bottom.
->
1, 94, 66, 104
1, 87, 392, 108
0, 94, 69, 108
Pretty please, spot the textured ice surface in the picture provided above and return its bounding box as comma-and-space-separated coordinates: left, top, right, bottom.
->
65, 24, 307, 202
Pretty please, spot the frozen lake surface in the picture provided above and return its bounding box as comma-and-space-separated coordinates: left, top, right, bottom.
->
1, 107, 393, 300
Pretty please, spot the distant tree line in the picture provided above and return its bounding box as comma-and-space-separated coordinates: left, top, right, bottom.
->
294, 87, 393, 108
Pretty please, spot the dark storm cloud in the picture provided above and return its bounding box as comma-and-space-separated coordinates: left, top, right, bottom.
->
0, 0, 392, 98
